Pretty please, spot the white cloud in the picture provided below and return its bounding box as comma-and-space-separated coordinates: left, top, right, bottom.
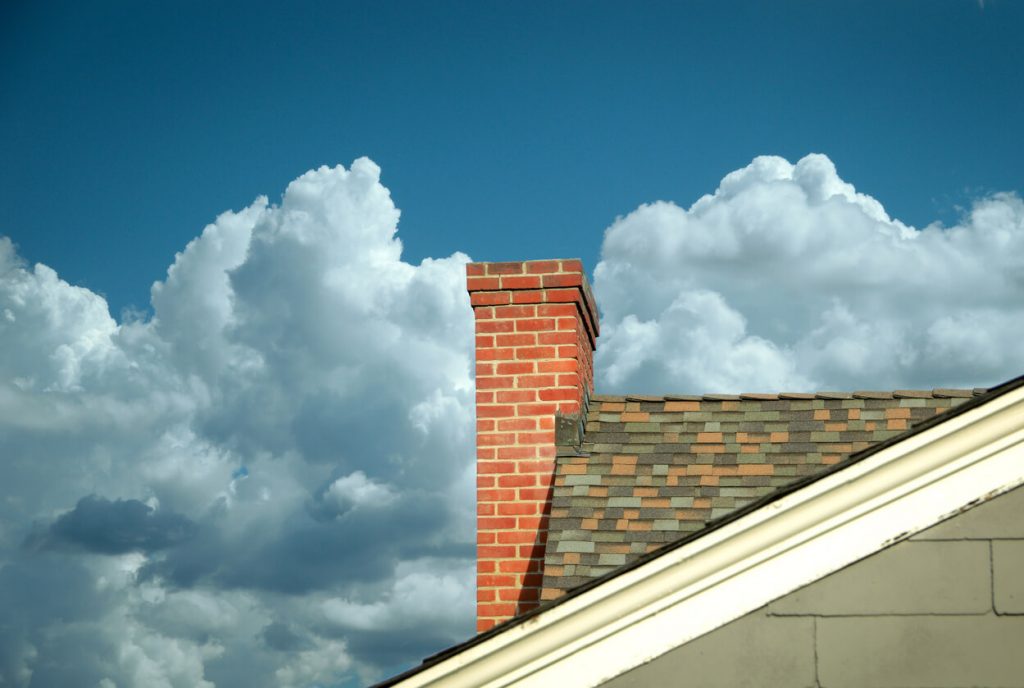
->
322, 561, 474, 634
326, 471, 397, 511
273, 638, 352, 688
0, 158, 475, 687
594, 153, 1024, 393
3, 152, 1022, 687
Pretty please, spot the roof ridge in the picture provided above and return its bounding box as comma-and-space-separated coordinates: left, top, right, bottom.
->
590, 387, 984, 403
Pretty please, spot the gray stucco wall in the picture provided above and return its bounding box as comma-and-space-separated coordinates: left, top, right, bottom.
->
601, 483, 1024, 688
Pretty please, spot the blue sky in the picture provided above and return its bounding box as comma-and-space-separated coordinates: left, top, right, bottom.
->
3, 1, 1021, 316
2, 3, 1024, 687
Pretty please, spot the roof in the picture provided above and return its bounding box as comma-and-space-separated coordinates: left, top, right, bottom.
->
374, 374, 1024, 688
542, 388, 984, 596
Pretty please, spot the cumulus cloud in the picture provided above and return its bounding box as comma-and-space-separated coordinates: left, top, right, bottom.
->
594, 153, 1024, 393
0, 158, 475, 687
3, 152, 1022, 687
325, 472, 398, 512
28, 495, 197, 554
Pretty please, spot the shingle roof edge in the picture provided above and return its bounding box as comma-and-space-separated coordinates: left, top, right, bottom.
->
592, 388, 982, 403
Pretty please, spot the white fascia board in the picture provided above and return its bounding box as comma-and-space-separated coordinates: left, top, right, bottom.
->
393, 385, 1024, 688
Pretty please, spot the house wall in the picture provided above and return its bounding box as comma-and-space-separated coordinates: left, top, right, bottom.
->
600, 482, 1024, 688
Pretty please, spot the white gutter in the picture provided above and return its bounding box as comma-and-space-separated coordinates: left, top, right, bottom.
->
390, 383, 1024, 688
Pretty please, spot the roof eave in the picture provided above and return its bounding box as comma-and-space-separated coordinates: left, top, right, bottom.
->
378, 377, 1024, 688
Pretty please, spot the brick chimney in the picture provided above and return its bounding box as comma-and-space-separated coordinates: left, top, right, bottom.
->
467, 259, 599, 632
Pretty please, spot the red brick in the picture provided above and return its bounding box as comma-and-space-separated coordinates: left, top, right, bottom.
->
518, 487, 552, 500
560, 259, 584, 273
476, 363, 495, 377
477, 404, 516, 418
477, 503, 494, 516
516, 346, 557, 360
526, 260, 560, 274
466, 263, 485, 276
517, 375, 557, 388
493, 305, 536, 319
476, 419, 495, 432
476, 391, 494, 404
539, 388, 578, 401
476, 375, 515, 390
476, 476, 494, 488
517, 431, 555, 444
471, 291, 511, 307
478, 488, 516, 502
477, 433, 516, 446
545, 288, 580, 303
478, 519, 518, 535
498, 587, 532, 601
537, 359, 577, 373
496, 390, 537, 403
542, 273, 582, 288
497, 417, 537, 431
496, 362, 534, 375
516, 515, 549, 530
466, 276, 501, 291
498, 560, 532, 573
517, 460, 556, 474
511, 291, 544, 304
477, 603, 518, 617
476, 320, 515, 334
497, 445, 537, 459
538, 304, 577, 317
501, 275, 542, 289
485, 262, 525, 275
518, 402, 558, 416
498, 502, 538, 516
556, 374, 580, 387
557, 345, 577, 357
477, 461, 516, 474
496, 333, 536, 347
537, 331, 577, 345
477, 532, 495, 544
514, 586, 541, 602
516, 318, 557, 332
477, 559, 495, 573
476, 347, 515, 361
474, 307, 494, 319
477, 545, 517, 558
477, 574, 516, 587
557, 401, 580, 414
498, 474, 535, 488
477, 589, 496, 602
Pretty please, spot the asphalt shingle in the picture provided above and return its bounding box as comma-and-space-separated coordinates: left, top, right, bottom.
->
540, 389, 982, 599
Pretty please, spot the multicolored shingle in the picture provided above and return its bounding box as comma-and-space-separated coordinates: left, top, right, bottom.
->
540, 388, 983, 599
